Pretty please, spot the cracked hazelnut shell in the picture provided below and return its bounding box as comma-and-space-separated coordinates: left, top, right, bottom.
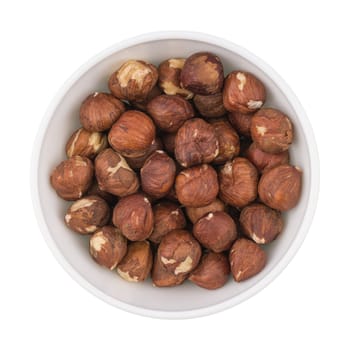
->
193, 92, 226, 118
227, 111, 253, 137
186, 198, 226, 224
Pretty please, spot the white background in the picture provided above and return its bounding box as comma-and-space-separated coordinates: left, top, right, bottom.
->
0, 0, 349, 349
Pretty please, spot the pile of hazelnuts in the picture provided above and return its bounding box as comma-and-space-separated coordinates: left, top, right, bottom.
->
50, 52, 302, 290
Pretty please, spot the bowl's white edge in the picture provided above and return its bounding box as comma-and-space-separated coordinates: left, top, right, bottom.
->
30, 31, 320, 319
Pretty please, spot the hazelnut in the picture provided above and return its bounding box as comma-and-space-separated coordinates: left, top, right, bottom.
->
125, 137, 163, 170
147, 95, 194, 133
79, 92, 125, 132
108, 60, 158, 102
161, 132, 176, 155
229, 238, 266, 282
87, 180, 117, 205
186, 198, 226, 224
95, 148, 139, 197
193, 212, 237, 252
175, 164, 219, 207
223, 71, 266, 113
108, 110, 156, 158
180, 52, 224, 95
112, 193, 154, 241
158, 229, 201, 276
227, 111, 253, 137
89, 226, 127, 269
189, 252, 230, 290
65, 195, 110, 234
149, 201, 186, 244
175, 118, 219, 167
258, 164, 302, 211
193, 93, 226, 118
65, 128, 107, 159
245, 142, 289, 173
158, 58, 194, 99
117, 241, 153, 282
210, 118, 240, 164
219, 157, 258, 207
164, 186, 178, 203
50, 155, 94, 200
239, 204, 283, 244
132, 85, 162, 111
251, 108, 294, 154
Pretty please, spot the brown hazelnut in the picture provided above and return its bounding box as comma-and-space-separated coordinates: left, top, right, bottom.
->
186, 198, 226, 224
193, 212, 237, 252
112, 193, 154, 241
149, 202, 186, 244
65, 195, 110, 234
219, 157, 258, 207
95, 148, 139, 197
227, 111, 253, 137
158, 58, 194, 99
180, 52, 224, 95
193, 93, 226, 118
175, 118, 219, 167
175, 164, 219, 207
140, 151, 176, 199
147, 95, 194, 133
86, 181, 117, 205
164, 186, 179, 203
158, 229, 201, 276
229, 238, 266, 282
117, 241, 153, 282
89, 226, 127, 269
251, 108, 294, 154
245, 142, 289, 173
132, 85, 162, 111
79, 92, 125, 132
239, 203, 283, 244
50, 156, 94, 200
223, 71, 266, 113
65, 128, 107, 159
108, 60, 158, 102
108, 110, 156, 158
161, 132, 176, 155
189, 252, 230, 290
125, 137, 163, 170
258, 164, 302, 211
210, 118, 240, 164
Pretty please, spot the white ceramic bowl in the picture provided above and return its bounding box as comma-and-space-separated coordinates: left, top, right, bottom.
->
31, 31, 319, 319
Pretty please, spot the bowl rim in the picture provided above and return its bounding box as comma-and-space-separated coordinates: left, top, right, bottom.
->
31, 31, 320, 319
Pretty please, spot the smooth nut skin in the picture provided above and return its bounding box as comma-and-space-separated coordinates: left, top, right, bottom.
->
175, 118, 219, 167
189, 252, 230, 290
223, 71, 266, 114
175, 164, 219, 207
186, 198, 226, 224
158, 229, 201, 276
108, 110, 156, 158
240, 204, 283, 244
108, 60, 158, 102
66, 128, 108, 159
149, 202, 186, 244
132, 85, 162, 111
180, 52, 224, 95
229, 238, 266, 282
193, 93, 226, 118
79, 92, 125, 132
219, 157, 258, 208
117, 241, 153, 282
210, 118, 240, 164
227, 111, 253, 137
147, 95, 194, 133
158, 58, 194, 99
245, 142, 289, 173
162, 132, 176, 155
112, 193, 154, 241
64, 195, 110, 234
89, 226, 127, 269
95, 148, 139, 197
50, 156, 94, 200
251, 108, 294, 154
140, 151, 176, 199
193, 212, 237, 252
258, 165, 302, 211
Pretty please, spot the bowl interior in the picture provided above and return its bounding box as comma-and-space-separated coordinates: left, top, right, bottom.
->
36, 36, 311, 316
